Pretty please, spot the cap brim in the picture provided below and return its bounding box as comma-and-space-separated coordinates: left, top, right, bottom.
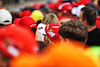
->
71, 7, 77, 15
37, 23, 46, 35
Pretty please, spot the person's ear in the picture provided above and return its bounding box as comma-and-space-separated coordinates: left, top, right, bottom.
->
83, 20, 88, 25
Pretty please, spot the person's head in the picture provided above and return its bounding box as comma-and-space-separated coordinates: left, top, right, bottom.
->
79, 6, 97, 26
41, 13, 58, 25
59, 20, 88, 43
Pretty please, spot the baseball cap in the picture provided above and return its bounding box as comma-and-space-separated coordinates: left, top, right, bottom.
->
19, 10, 31, 17
19, 16, 37, 29
37, 23, 46, 35
31, 10, 44, 22
45, 23, 61, 43
0, 26, 39, 57
36, 23, 46, 42
33, 3, 41, 9
58, 2, 73, 14
0, 9, 12, 25
13, 18, 21, 26
71, 5, 85, 17
55, 2, 62, 10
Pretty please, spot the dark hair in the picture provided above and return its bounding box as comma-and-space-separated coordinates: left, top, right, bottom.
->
37, 41, 47, 52
37, 20, 41, 26
86, 3, 98, 10
0, 24, 4, 27
81, 6, 97, 26
62, 0, 72, 3
59, 20, 88, 43
31, 27, 36, 34
0, 52, 11, 67
98, 0, 100, 7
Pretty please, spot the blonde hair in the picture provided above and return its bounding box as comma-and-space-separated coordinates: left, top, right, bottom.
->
41, 13, 58, 25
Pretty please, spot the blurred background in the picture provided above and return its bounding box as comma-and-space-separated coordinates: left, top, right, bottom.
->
3, 0, 47, 11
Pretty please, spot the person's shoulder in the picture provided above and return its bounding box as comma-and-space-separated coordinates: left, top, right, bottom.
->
96, 28, 100, 31
89, 28, 100, 35
93, 28, 100, 34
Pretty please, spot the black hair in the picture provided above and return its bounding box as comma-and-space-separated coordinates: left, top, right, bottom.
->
31, 27, 36, 34
59, 20, 88, 43
81, 6, 97, 26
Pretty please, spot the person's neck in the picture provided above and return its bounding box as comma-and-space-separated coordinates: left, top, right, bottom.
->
87, 25, 96, 32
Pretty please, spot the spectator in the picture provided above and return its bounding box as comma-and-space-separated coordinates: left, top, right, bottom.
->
79, 6, 100, 46
36, 13, 59, 43
59, 20, 88, 50
0, 26, 39, 67
59, 20, 88, 43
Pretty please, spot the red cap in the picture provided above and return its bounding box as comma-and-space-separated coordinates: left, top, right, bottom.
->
96, 16, 100, 29
55, 2, 62, 10
47, 3, 56, 10
33, 3, 40, 9
19, 10, 31, 17
13, 18, 21, 25
0, 26, 39, 57
45, 23, 61, 43
19, 16, 37, 29
61, 2, 73, 14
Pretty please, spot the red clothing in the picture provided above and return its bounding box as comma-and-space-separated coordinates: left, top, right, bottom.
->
96, 16, 100, 28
